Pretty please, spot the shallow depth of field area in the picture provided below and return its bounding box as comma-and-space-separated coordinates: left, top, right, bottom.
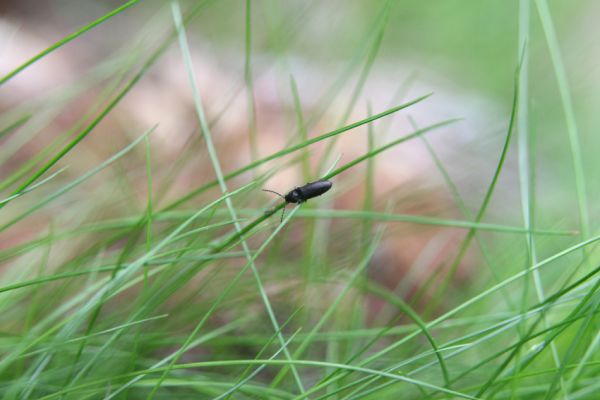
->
1, 1, 600, 399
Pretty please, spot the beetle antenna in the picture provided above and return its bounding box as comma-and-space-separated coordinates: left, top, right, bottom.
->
262, 189, 285, 199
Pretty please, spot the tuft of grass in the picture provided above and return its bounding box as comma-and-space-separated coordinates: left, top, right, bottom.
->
0, 1, 598, 399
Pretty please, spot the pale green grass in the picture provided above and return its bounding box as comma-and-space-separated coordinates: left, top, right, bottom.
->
0, 1, 598, 399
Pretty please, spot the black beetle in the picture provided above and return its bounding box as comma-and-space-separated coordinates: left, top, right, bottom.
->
263, 179, 333, 222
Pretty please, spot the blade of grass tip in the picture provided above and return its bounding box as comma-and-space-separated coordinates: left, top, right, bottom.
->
518, 0, 534, 314
244, 0, 259, 164
290, 75, 311, 180
144, 135, 153, 285
0, 0, 213, 209
323, 153, 342, 177
0, 126, 155, 233
0, 0, 141, 86
318, 0, 391, 173
423, 56, 523, 316
322, 118, 459, 181
0, 166, 67, 206
302, 0, 390, 128
269, 225, 387, 389
226, 0, 381, 181
151, 4, 306, 396
161, 93, 434, 212
535, 0, 590, 240
363, 102, 375, 243
377, 73, 418, 137
0, 114, 31, 139
110, 205, 301, 400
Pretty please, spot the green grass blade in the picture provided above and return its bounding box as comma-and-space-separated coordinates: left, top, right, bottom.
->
535, 0, 590, 240
424, 57, 523, 315
0, 0, 141, 86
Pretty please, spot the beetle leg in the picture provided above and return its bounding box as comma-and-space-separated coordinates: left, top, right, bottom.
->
280, 205, 287, 223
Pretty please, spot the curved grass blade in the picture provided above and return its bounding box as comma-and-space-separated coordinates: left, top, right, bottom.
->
0, 0, 141, 86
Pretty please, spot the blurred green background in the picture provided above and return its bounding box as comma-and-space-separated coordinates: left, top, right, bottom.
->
1, 0, 599, 398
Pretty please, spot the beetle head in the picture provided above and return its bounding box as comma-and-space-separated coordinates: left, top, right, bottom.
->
285, 189, 303, 204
